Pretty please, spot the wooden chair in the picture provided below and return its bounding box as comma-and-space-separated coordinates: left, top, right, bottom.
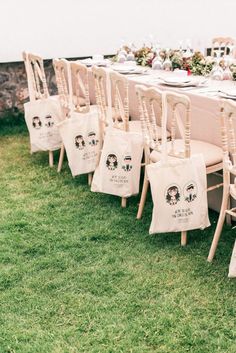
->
211, 37, 236, 57
92, 67, 143, 129
53, 59, 95, 184
70, 61, 96, 185
53, 58, 71, 173
91, 66, 110, 139
109, 70, 142, 134
23, 51, 54, 167
135, 85, 168, 219
208, 99, 236, 261
136, 88, 223, 245
53, 58, 70, 120
92, 68, 143, 207
110, 71, 143, 208
70, 61, 90, 113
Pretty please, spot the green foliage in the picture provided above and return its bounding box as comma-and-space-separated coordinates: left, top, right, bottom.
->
0, 129, 236, 353
0, 109, 26, 135
188, 52, 214, 76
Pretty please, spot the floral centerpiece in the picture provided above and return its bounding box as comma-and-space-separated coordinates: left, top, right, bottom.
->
187, 52, 214, 76
113, 44, 236, 80
134, 46, 155, 66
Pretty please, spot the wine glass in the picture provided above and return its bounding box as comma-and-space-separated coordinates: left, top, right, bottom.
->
210, 50, 224, 80
162, 48, 172, 71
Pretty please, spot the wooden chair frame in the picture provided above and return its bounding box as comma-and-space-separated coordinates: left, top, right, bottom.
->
208, 99, 236, 261
92, 66, 110, 138
136, 84, 163, 218
211, 37, 236, 57
109, 71, 129, 132
53, 59, 93, 184
23, 52, 54, 167
136, 88, 223, 246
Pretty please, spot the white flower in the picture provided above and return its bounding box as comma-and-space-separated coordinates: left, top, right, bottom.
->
205, 56, 214, 64
147, 52, 154, 60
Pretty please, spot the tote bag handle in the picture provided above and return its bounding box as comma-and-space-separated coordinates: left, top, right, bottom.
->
65, 59, 75, 118
23, 52, 36, 102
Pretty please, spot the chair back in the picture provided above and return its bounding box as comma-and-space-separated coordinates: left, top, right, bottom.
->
220, 99, 236, 170
22, 52, 49, 101
53, 58, 70, 119
70, 61, 90, 113
211, 37, 236, 57
135, 84, 162, 150
92, 66, 110, 130
163, 91, 191, 159
109, 71, 129, 131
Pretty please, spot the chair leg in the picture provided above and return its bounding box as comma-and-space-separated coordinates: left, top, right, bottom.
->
121, 197, 127, 208
137, 175, 149, 219
88, 173, 92, 186
226, 197, 231, 226
49, 151, 53, 167
57, 144, 65, 173
181, 231, 187, 246
207, 192, 229, 262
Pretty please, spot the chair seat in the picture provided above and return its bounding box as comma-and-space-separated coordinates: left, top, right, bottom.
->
129, 121, 171, 136
150, 139, 223, 167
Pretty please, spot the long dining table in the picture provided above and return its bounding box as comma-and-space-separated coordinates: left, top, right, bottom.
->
88, 66, 236, 212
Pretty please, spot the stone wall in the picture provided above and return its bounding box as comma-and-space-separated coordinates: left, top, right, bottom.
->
0, 60, 57, 117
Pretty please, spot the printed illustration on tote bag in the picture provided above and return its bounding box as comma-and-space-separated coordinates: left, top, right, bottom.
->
32, 116, 42, 129
75, 135, 86, 150
122, 155, 132, 172
45, 115, 54, 128
88, 132, 99, 146
106, 154, 118, 171
184, 182, 197, 203
165, 184, 181, 206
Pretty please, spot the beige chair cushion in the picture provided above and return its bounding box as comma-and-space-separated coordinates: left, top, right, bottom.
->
150, 139, 223, 167
129, 121, 171, 137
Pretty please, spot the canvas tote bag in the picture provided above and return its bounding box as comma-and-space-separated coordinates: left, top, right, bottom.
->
23, 55, 62, 153
146, 94, 210, 234
24, 96, 62, 153
91, 126, 143, 197
228, 240, 236, 278
147, 154, 210, 233
57, 106, 102, 177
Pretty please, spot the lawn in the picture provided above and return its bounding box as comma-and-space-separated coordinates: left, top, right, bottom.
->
0, 125, 235, 353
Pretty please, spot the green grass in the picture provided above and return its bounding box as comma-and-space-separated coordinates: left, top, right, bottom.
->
0, 125, 235, 353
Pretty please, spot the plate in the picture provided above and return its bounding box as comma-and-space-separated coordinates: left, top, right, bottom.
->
219, 89, 236, 97
159, 77, 204, 87
112, 65, 147, 75
218, 93, 236, 100
162, 77, 191, 84
79, 58, 109, 67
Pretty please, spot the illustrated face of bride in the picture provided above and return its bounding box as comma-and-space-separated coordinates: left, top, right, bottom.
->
109, 155, 116, 164
169, 188, 177, 197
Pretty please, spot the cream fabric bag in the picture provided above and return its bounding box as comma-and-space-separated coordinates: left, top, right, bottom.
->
57, 106, 101, 177
91, 127, 143, 197
228, 240, 236, 278
146, 154, 210, 233
24, 96, 62, 153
